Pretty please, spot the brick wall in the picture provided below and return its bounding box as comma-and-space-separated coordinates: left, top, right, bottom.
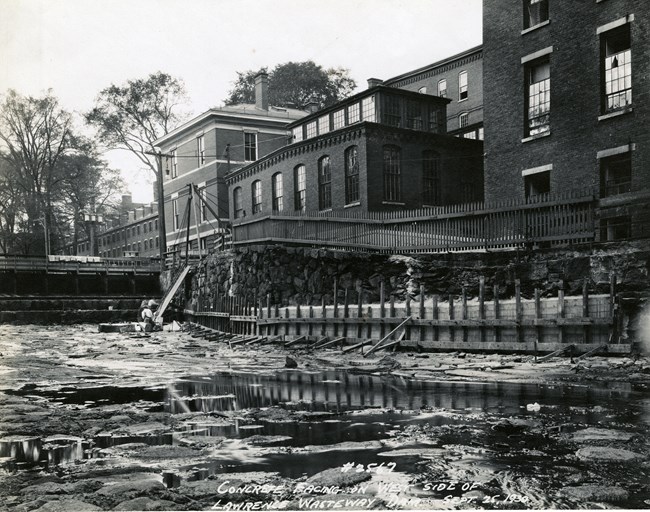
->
484, 0, 650, 211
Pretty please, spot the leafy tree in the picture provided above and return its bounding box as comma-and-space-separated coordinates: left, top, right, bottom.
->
224, 61, 357, 110
85, 72, 189, 176
0, 90, 74, 254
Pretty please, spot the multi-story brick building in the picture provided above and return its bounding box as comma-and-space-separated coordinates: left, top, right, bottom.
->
68, 197, 160, 258
153, 73, 307, 255
225, 84, 483, 218
483, 0, 649, 239
384, 46, 484, 140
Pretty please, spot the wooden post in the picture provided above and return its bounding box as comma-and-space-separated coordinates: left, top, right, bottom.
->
343, 288, 349, 338
285, 307, 290, 337
493, 284, 500, 343
432, 294, 439, 342
479, 276, 485, 342
321, 296, 327, 337
609, 274, 618, 343
515, 279, 522, 343
449, 293, 455, 342
558, 281, 565, 344
379, 280, 386, 338
296, 303, 302, 336
333, 278, 339, 337
419, 284, 426, 342
461, 285, 468, 342
405, 295, 411, 341
357, 288, 363, 339
308, 306, 314, 337
274, 303, 279, 337
583, 280, 590, 343
534, 288, 541, 361
389, 295, 395, 339
366, 306, 373, 340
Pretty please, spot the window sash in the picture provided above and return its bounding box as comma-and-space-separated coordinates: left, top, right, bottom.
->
318, 157, 332, 210
422, 151, 440, 205
294, 166, 306, 211
233, 188, 243, 218
252, 181, 262, 214
345, 147, 360, 204
245, 133, 257, 161
459, 71, 468, 100
383, 146, 401, 202
526, 60, 551, 136
438, 79, 447, 98
272, 173, 284, 211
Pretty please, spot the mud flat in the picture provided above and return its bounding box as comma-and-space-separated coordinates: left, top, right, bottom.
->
0, 324, 648, 510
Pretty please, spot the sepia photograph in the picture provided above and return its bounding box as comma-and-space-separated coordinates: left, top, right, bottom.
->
0, 0, 649, 510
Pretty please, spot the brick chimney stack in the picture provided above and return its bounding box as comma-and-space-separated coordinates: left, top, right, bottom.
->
367, 78, 383, 89
255, 72, 269, 111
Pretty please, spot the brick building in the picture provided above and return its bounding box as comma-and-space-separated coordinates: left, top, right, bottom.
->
225, 84, 483, 218
153, 73, 307, 255
68, 196, 160, 258
483, 0, 649, 239
384, 45, 484, 140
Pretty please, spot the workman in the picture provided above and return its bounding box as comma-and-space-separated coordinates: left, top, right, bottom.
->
140, 299, 158, 332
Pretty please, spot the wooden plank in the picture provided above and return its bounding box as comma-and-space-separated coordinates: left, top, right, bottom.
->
369, 331, 406, 354
284, 335, 307, 347
316, 337, 346, 349
575, 344, 607, 361
341, 339, 373, 353
536, 344, 574, 363
365, 316, 412, 357
245, 337, 267, 346
154, 265, 191, 321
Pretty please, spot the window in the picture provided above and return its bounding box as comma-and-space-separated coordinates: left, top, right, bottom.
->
156, 237, 159, 248
526, 58, 551, 136
459, 112, 469, 129
144, 240, 148, 251
524, 171, 550, 198
197, 135, 205, 166
136, 225, 140, 235
149, 221, 152, 232
383, 145, 401, 202
437, 79, 447, 98
251, 180, 262, 214
361, 96, 376, 122
172, 200, 179, 230
306, 121, 317, 139
348, 103, 360, 124
429, 107, 442, 133
600, 216, 631, 241
458, 71, 468, 100
524, 0, 549, 29
333, 109, 345, 130
422, 151, 441, 205
318, 115, 330, 135
292, 126, 303, 142
601, 24, 632, 113
233, 187, 243, 219
143, 222, 147, 234
272, 172, 283, 211
200, 237, 208, 251
244, 132, 257, 161
406, 101, 422, 130
294, 165, 306, 211
418, 86, 427, 94
155, 219, 158, 230
345, 146, 360, 204
383, 96, 401, 127
198, 187, 207, 222
318, 156, 332, 210
600, 153, 631, 197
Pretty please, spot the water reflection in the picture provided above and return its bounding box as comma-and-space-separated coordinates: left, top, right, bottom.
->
166, 370, 639, 422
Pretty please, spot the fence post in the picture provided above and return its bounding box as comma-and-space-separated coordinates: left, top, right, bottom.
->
343, 288, 349, 338
493, 284, 500, 343
380, 280, 386, 338
449, 293, 455, 342
333, 278, 339, 337
479, 276, 485, 342
515, 279, 522, 343
558, 281, 565, 344
583, 280, 590, 343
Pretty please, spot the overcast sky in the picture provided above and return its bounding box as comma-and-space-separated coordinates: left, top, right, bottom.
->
1, 0, 483, 202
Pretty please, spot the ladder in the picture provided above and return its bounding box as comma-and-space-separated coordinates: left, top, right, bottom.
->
154, 265, 191, 321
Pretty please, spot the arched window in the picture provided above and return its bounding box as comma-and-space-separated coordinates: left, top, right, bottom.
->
345, 146, 360, 205
251, 180, 262, 214
272, 172, 283, 211
422, 150, 441, 205
318, 156, 332, 210
233, 187, 243, 218
437, 79, 447, 98
383, 145, 401, 202
294, 165, 306, 211
418, 86, 427, 94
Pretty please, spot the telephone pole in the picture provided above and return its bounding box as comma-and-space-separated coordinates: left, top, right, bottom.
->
155, 151, 167, 272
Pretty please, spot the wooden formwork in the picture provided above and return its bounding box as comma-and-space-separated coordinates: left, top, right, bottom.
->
185, 275, 632, 356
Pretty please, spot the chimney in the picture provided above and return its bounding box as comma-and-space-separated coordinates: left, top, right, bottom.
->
255, 72, 269, 111
367, 78, 383, 89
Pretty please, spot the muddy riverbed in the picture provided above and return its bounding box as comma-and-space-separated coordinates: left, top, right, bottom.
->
0, 324, 649, 511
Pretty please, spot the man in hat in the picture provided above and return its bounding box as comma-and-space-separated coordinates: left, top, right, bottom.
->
141, 299, 158, 332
